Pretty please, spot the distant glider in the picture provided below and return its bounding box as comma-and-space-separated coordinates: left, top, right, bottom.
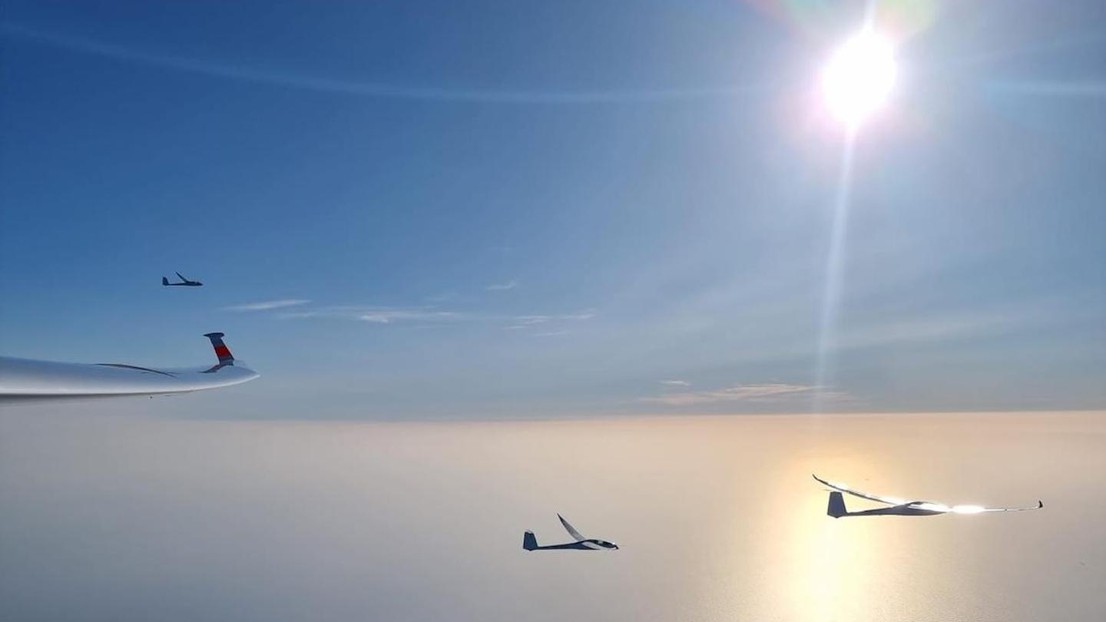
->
523, 514, 619, 551
813, 474, 1043, 518
162, 272, 202, 287
0, 333, 258, 402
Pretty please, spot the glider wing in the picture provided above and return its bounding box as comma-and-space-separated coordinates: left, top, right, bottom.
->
0, 333, 258, 402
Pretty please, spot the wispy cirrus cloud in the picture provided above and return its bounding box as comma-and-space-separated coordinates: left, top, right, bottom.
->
224, 299, 311, 312
506, 312, 595, 329
486, 280, 518, 291
659, 380, 690, 387
278, 304, 597, 333
641, 383, 849, 407
279, 306, 461, 324
357, 310, 461, 324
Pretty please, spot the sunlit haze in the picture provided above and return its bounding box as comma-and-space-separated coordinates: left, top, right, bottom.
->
2, 411, 1103, 621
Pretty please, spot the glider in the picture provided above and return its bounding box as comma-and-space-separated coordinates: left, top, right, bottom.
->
523, 514, 619, 551
0, 333, 258, 402
813, 474, 1043, 517
163, 272, 202, 287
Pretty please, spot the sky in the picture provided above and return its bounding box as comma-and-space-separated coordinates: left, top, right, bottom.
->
1, 0, 1104, 419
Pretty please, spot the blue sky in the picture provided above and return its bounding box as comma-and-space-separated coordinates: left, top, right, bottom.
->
1, 0, 1103, 418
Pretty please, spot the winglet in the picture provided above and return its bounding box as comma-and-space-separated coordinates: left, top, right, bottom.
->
203, 332, 234, 365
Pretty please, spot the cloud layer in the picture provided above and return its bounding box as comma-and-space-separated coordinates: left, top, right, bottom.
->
641, 383, 840, 407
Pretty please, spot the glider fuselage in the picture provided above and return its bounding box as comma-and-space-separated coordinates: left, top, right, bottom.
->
529, 540, 618, 551
835, 504, 946, 517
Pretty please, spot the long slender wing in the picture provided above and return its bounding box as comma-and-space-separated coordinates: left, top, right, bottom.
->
176, 272, 187, 281
812, 474, 907, 506
950, 500, 1044, 514
0, 333, 258, 402
558, 514, 586, 541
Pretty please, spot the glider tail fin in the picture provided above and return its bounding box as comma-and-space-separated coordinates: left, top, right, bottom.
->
162, 277, 169, 286
523, 531, 538, 551
204, 332, 235, 365
828, 491, 848, 518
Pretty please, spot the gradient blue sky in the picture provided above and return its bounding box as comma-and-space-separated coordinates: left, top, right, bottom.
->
1, 0, 1103, 418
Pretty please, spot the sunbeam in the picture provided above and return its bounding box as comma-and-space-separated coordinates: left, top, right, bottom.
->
813, 130, 858, 414
812, 0, 893, 413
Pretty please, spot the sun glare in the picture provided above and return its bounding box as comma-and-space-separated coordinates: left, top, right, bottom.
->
821, 30, 897, 129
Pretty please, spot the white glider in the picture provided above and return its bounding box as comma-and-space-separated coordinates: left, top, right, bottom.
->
813, 474, 1043, 517
0, 333, 258, 402
523, 514, 619, 551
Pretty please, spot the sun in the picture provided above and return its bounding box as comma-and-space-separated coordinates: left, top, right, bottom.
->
821, 30, 897, 130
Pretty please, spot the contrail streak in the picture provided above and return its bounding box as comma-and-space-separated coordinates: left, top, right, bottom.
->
986, 81, 1106, 97
2, 22, 770, 105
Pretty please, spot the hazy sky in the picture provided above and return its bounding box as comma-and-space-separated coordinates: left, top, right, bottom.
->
2, 1, 1103, 419
2, 411, 1103, 621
